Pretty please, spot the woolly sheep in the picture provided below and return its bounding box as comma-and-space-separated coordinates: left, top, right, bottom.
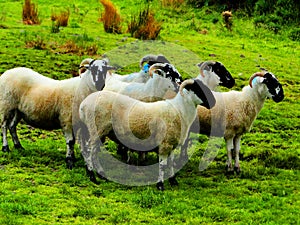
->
180, 60, 235, 160
196, 61, 235, 90
0, 59, 115, 169
190, 71, 284, 173
110, 54, 171, 83
103, 63, 182, 102
79, 78, 216, 190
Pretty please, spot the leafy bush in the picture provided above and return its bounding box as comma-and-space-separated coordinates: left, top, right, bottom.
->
99, 0, 122, 34
254, 0, 300, 32
22, 0, 40, 25
289, 28, 300, 41
127, 6, 162, 40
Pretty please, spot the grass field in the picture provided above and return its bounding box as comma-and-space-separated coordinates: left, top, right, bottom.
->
0, 0, 299, 224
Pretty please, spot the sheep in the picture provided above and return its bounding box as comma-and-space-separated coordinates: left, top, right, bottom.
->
189, 71, 284, 173
0, 59, 115, 169
110, 54, 170, 83
196, 61, 235, 90
179, 60, 235, 160
79, 78, 216, 190
103, 62, 182, 102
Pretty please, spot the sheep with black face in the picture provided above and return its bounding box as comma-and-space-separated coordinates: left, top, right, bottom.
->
0, 59, 114, 169
79, 79, 216, 190
194, 71, 284, 173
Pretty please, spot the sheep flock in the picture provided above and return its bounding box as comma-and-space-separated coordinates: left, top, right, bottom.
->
0, 53, 284, 190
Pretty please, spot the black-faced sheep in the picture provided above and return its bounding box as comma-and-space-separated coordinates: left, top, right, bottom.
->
191, 71, 284, 173
0, 60, 115, 169
79, 78, 216, 190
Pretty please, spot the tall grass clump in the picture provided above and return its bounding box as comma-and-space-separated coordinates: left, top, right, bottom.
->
51, 10, 70, 27
50, 9, 70, 33
127, 6, 162, 40
99, 0, 122, 34
22, 0, 40, 25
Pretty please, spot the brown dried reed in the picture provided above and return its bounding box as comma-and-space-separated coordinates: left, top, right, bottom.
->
22, 0, 40, 25
127, 7, 162, 40
99, 0, 122, 34
51, 10, 70, 27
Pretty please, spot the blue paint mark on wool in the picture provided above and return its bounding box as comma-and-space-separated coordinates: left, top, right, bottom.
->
252, 77, 259, 86
143, 64, 150, 73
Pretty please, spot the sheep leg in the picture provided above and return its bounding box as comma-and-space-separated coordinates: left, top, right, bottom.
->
233, 136, 242, 174
7, 111, 24, 150
1, 120, 10, 152
157, 154, 168, 191
226, 138, 234, 173
91, 142, 107, 181
180, 134, 190, 161
64, 130, 76, 169
168, 151, 178, 186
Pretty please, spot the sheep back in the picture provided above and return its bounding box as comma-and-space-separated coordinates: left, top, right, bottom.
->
195, 90, 263, 139
0, 67, 80, 130
80, 91, 184, 155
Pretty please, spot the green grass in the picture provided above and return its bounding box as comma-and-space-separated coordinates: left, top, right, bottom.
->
0, 0, 299, 224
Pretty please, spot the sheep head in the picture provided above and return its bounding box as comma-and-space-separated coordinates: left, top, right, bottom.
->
197, 61, 235, 89
78, 58, 94, 76
249, 71, 284, 103
149, 63, 182, 83
179, 79, 216, 109
89, 59, 116, 91
249, 72, 265, 88
139, 54, 170, 69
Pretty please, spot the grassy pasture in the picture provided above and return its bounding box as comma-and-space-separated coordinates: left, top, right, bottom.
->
0, 0, 299, 224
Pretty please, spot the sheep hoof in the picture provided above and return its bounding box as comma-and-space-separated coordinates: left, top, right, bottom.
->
169, 176, 179, 186
96, 172, 108, 181
66, 156, 76, 170
2, 145, 10, 152
14, 143, 24, 150
86, 168, 99, 184
225, 165, 234, 175
234, 166, 241, 174
156, 181, 165, 191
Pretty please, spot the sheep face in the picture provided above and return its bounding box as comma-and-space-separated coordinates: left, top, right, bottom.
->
262, 72, 284, 103
197, 61, 235, 90
184, 79, 216, 109
211, 62, 235, 88
150, 63, 183, 92
89, 59, 116, 91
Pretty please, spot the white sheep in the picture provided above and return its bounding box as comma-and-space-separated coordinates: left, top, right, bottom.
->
79, 78, 216, 190
191, 71, 284, 173
103, 63, 182, 102
179, 60, 235, 160
110, 54, 171, 83
0, 59, 115, 169
196, 61, 235, 90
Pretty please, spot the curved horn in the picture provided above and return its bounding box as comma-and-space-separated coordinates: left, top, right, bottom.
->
148, 63, 166, 77
139, 54, 170, 68
197, 61, 215, 77
79, 58, 94, 75
249, 72, 265, 88
179, 79, 195, 96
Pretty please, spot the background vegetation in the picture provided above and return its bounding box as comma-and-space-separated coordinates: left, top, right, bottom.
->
0, 0, 299, 224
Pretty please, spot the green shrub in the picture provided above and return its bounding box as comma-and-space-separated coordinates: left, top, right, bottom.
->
289, 28, 300, 41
